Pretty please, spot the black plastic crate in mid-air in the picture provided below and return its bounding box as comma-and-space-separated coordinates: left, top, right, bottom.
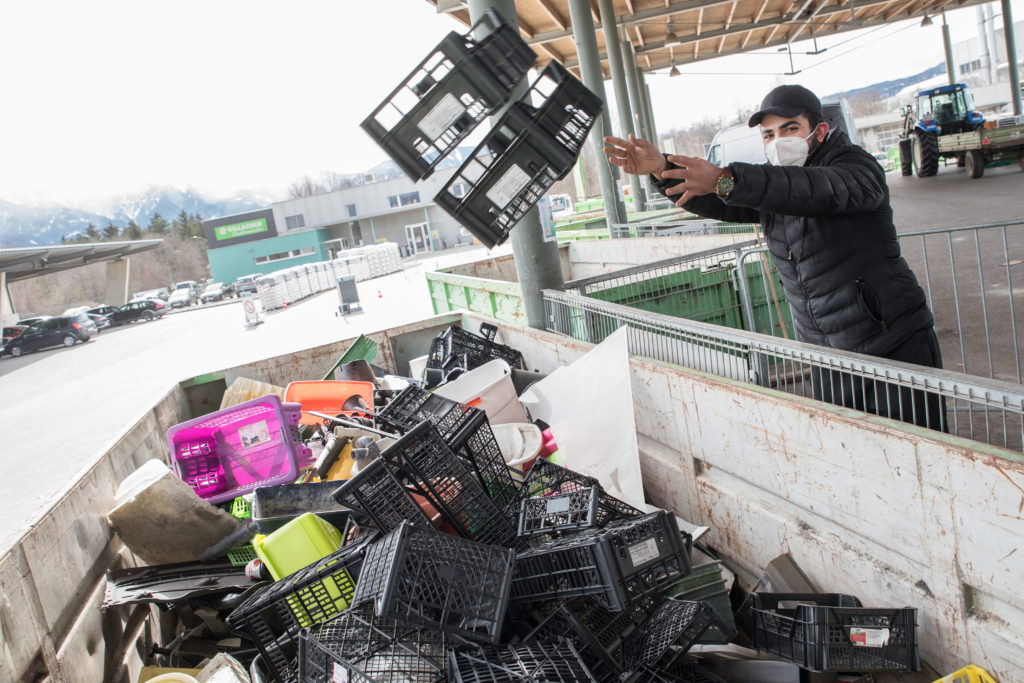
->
298, 604, 458, 683
513, 459, 643, 537
511, 510, 692, 611
351, 521, 515, 643
449, 641, 595, 682
227, 532, 375, 683
375, 383, 517, 510
360, 9, 535, 182
750, 592, 920, 673
434, 61, 603, 248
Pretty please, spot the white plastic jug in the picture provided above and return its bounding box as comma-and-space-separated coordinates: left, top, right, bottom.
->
434, 359, 527, 424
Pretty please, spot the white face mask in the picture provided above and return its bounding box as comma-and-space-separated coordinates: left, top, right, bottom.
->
765, 129, 817, 166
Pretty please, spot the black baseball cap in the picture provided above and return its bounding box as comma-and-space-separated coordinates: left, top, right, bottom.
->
748, 85, 822, 127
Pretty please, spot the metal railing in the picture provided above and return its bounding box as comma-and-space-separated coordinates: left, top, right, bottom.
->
544, 289, 1024, 452
608, 216, 759, 239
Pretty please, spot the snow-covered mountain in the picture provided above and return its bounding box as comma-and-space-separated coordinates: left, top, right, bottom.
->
0, 187, 278, 247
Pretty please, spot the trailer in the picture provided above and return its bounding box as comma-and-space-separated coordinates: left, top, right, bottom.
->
4, 312, 1023, 681
938, 120, 1024, 178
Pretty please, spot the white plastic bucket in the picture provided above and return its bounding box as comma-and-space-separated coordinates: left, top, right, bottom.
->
433, 359, 527, 425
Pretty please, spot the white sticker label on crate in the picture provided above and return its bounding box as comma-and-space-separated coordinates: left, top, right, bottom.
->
332, 663, 350, 682
628, 538, 660, 567
238, 420, 270, 449
485, 163, 532, 209
545, 495, 572, 514
849, 627, 890, 647
417, 92, 466, 140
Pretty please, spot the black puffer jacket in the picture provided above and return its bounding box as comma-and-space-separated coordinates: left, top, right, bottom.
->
655, 130, 933, 356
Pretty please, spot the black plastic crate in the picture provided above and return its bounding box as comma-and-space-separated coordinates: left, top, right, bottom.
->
376, 383, 517, 510
227, 533, 374, 683
434, 61, 602, 248
351, 521, 515, 643
624, 660, 728, 683
523, 595, 656, 682
298, 604, 458, 683
751, 593, 920, 673
622, 598, 720, 671
511, 511, 692, 611
377, 420, 516, 545
332, 456, 433, 533
449, 641, 595, 682
360, 10, 535, 182
513, 459, 643, 536
426, 325, 524, 375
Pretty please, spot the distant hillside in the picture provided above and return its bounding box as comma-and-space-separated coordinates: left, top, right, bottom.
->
825, 63, 945, 103
0, 188, 274, 248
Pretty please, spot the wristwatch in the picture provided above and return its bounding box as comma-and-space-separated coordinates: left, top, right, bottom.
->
715, 170, 735, 198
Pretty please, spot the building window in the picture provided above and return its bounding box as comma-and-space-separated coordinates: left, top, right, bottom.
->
285, 214, 306, 229
347, 204, 357, 217
254, 246, 315, 264
387, 191, 420, 208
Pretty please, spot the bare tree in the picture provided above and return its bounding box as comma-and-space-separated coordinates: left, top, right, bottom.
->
321, 172, 355, 192
287, 176, 326, 199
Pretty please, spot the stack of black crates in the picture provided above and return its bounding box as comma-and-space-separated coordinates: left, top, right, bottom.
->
360, 9, 602, 249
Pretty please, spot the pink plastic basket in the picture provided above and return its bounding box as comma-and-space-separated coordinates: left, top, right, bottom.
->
167, 394, 310, 504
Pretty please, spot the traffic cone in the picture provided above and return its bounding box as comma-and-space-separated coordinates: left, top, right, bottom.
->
377, 288, 382, 299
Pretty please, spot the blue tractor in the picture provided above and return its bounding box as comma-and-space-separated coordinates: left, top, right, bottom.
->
898, 83, 985, 177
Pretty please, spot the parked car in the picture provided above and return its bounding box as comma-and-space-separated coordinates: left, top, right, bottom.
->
88, 313, 111, 330
93, 300, 165, 327
3, 314, 95, 357
16, 316, 49, 327
233, 274, 262, 296
173, 280, 199, 298
167, 288, 194, 308
133, 287, 170, 301
1, 325, 28, 353
199, 282, 233, 304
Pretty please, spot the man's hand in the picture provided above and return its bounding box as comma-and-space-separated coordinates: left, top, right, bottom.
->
662, 155, 726, 206
604, 134, 667, 177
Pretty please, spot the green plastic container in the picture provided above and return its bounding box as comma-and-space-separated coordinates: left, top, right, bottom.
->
252, 512, 344, 580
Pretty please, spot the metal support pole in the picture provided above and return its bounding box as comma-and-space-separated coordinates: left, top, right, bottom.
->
623, 45, 648, 141
468, 0, 563, 330
644, 80, 659, 145
368, 217, 377, 244
566, 0, 627, 228
1002, 0, 1022, 115
942, 13, 956, 85
598, 0, 645, 212
0, 270, 7, 329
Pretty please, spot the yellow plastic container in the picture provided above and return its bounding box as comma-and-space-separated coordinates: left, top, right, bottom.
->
934, 665, 999, 683
252, 512, 344, 580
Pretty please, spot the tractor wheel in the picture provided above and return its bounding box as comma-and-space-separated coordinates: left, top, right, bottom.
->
912, 132, 939, 177
898, 139, 913, 176
966, 150, 985, 179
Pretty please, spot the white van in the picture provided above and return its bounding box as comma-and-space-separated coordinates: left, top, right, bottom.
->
705, 124, 767, 167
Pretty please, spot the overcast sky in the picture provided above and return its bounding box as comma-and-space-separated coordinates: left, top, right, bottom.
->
0, 0, 1018, 206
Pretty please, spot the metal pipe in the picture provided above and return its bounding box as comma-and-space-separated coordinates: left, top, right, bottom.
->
1002, 0, 1023, 115
942, 13, 956, 85
598, 0, 645, 213
567, 0, 627, 228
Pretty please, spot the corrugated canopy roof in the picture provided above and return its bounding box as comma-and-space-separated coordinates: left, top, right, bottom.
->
0, 240, 162, 282
429, 0, 988, 76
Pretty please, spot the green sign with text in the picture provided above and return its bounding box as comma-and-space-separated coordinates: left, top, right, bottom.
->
214, 218, 269, 241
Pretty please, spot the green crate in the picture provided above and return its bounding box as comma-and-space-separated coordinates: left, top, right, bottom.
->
226, 544, 258, 567
740, 258, 794, 339
230, 496, 252, 520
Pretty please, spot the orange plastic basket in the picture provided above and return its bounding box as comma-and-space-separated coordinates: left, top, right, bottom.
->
284, 380, 375, 426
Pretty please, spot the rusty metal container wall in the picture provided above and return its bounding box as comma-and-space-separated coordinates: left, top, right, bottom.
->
6, 311, 1023, 680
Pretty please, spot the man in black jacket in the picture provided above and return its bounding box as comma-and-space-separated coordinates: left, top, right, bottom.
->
604, 84, 944, 431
